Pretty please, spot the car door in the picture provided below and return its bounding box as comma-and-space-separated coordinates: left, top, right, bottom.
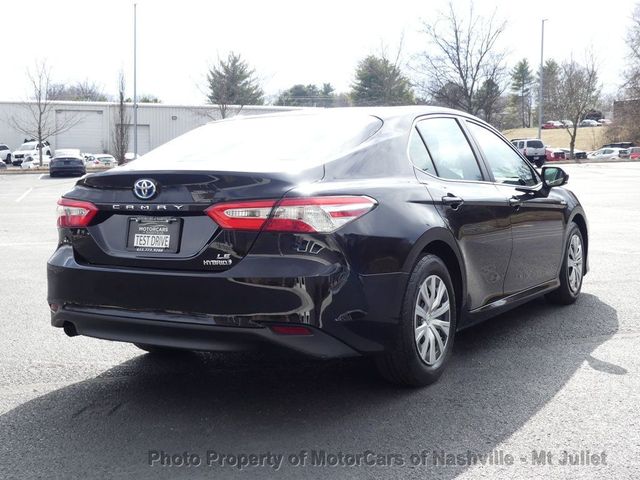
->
409, 116, 513, 310
465, 121, 566, 295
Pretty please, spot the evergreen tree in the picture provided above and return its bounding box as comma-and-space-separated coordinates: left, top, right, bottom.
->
350, 55, 414, 106
206, 52, 263, 118
510, 59, 534, 127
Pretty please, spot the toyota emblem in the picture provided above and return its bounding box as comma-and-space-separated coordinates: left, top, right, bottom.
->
133, 179, 157, 200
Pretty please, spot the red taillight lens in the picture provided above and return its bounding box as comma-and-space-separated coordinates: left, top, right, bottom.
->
56, 198, 98, 227
205, 196, 376, 233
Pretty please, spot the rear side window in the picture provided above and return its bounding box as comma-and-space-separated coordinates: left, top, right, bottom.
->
0, 145, 7, 151
416, 118, 483, 181
526, 140, 544, 148
407, 128, 436, 175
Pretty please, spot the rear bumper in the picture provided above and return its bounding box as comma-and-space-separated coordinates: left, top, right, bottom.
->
50, 166, 86, 176
47, 246, 408, 356
53, 306, 359, 359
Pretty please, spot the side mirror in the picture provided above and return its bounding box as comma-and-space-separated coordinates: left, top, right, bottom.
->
542, 166, 568, 188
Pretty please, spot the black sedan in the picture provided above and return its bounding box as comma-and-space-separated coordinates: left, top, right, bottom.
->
49, 155, 86, 177
47, 107, 588, 387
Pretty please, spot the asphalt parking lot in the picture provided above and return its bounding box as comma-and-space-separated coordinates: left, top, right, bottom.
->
1, 164, 639, 479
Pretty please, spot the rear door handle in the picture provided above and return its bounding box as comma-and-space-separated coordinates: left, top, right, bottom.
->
441, 195, 464, 209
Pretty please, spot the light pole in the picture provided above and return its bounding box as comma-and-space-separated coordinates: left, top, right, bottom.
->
133, 3, 138, 157
537, 18, 547, 140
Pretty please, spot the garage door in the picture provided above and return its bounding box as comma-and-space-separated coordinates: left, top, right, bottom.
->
127, 124, 150, 155
56, 110, 104, 153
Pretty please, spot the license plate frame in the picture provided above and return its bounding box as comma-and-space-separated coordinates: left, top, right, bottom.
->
126, 217, 181, 253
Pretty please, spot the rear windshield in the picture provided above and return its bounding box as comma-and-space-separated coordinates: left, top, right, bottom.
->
132, 113, 383, 172
526, 140, 544, 148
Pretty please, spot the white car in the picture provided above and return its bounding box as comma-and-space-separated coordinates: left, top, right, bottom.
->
21, 155, 50, 169
510, 138, 546, 167
579, 119, 601, 128
0, 144, 12, 164
84, 154, 117, 167
12, 141, 51, 166
588, 148, 629, 160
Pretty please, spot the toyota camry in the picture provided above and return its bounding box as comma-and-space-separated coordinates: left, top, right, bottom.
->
47, 107, 588, 386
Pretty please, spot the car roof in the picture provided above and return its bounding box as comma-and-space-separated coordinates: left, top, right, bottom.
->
215, 105, 481, 125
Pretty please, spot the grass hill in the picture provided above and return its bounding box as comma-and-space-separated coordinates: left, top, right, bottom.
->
501, 126, 607, 152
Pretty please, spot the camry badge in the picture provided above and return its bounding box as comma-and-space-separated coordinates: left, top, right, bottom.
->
133, 179, 157, 200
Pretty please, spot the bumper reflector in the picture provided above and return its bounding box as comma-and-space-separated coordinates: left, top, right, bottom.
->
269, 325, 313, 336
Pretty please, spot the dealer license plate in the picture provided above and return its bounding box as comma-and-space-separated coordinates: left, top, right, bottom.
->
127, 217, 181, 253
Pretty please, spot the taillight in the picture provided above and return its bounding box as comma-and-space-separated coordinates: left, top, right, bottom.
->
56, 198, 98, 227
206, 195, 376, 233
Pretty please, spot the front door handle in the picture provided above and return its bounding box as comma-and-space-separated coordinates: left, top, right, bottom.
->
442, 194, 464, 210
509, 197, 522, 209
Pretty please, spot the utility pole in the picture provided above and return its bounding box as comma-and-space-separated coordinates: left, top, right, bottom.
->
537, 19, 547, 140
133, 3, 138, 157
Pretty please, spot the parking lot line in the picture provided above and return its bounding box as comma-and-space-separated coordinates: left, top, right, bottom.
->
15, 188, 33, 203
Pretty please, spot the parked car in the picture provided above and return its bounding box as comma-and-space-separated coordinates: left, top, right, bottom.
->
542, 121, 563, 129
579, 119, 601, 127
12, 140, 51, 166
601, 142, 634, 149
48, 107, 589, 387
56, 148, 82, 158
545, 147, 566, 161
21, 155, 51, 169
560, 120, 574, 128
0, 144, 12, 164
560, 148, 587, 160
588, 148, 629, 160
598, 118, 612, 125
628, 147, 640, 160
49, 155, 86, 177
510, 138, 546, 167
92, 154, 117, 166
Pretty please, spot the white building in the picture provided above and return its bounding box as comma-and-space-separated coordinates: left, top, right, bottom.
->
0, 101, 299, 155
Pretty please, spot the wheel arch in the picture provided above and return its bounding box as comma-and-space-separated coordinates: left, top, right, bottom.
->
568, 209, 589, 274
404, 227, 467, 319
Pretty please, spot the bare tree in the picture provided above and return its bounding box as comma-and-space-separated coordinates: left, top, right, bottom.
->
413, 1, 507, 120
9, 61, 81, 166
556, 57, 601, 158
48, 79, 107, 101
111, 72, 130, 165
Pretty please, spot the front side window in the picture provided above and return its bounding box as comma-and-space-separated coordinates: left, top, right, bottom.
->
416, 118, 483, 181
467, 122, 537, 187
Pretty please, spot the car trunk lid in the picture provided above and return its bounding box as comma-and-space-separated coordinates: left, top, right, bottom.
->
62, 167, 323, 271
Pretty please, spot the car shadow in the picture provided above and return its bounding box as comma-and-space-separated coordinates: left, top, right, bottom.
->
0, 293, 619, 479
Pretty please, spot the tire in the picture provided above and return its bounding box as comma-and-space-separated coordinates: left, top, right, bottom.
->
375, 254, 457, 387
546, 223, 585, 305
134, 343, 190, 355
535, 159, 545, 168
